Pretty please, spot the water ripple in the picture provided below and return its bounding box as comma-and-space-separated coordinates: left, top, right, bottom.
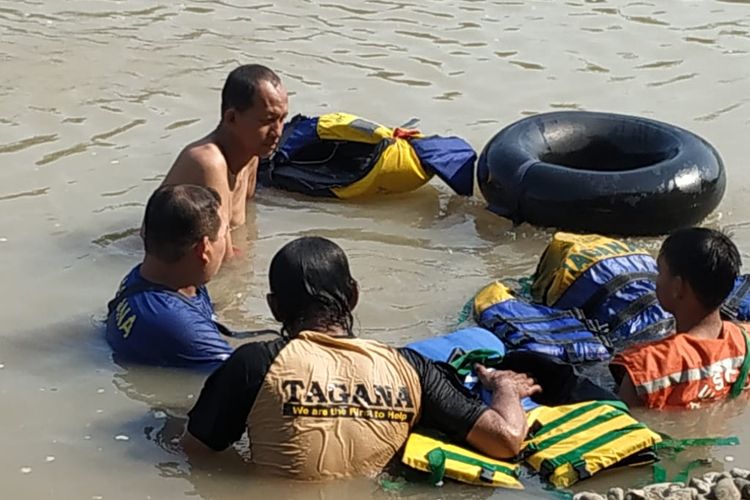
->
647, 72, 698, 87
0, 187, 49, 202
0, 134, 58, 154
695, 102, 746, 122
635, 59, 683, 69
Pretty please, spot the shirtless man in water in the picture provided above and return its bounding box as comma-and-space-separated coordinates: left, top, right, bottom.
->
162, 64, 288, 258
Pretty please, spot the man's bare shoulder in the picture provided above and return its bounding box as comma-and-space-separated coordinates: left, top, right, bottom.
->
164, 137, 228, 185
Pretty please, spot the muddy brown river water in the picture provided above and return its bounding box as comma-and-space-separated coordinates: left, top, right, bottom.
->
1, 1, 749, 498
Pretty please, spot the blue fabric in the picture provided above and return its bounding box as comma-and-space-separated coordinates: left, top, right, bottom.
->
407, 327, 504, 406
554, 254, 673, 342
406, 328, 541, 410
723, 275, 750, 321
522, 397, 540, 411
478, 300, 611, 363
105, 266, 232, 369
406, 326, 505, 361
410, 136, 476, 196
276, 116, 320, 162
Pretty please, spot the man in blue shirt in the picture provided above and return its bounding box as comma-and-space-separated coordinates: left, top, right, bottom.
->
106, 184, 233, 369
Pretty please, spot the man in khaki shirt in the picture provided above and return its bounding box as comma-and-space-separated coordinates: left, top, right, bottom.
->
162, 64, 288, 259
184, 237, 540, 479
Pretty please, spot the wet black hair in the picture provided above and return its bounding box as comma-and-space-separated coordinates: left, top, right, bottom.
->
143, 184, 222, 263
269, 236, 357, 337
221, 64, 281, 115
659, 227, 741, 310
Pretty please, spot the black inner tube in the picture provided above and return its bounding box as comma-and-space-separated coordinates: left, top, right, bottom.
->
477, 111, 726, 235
540, 137, 676, 172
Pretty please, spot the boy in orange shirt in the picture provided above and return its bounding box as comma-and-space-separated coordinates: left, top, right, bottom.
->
611, 227, 747, 409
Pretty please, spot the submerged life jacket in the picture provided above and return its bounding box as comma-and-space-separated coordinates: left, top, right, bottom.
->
258, 112, 476, 198
521, 400, 662, 488
531, 232, 674, 344
722, 274, 750, 322
473, 280, 612, 363
401, 433, 522, 488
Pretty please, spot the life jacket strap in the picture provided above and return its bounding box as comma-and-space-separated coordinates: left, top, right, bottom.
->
539, 423, 649, 477
526, 401, 627, 440
655, 435, 740, 453
609, 292, 659, 335
448, 348, 504, 378
652, 435, 740, 483
581, 271, 657, 316
730, 325, 750, 399
502, 325, 606, 346
526, 410, 624, 455
426, 447, 517, 486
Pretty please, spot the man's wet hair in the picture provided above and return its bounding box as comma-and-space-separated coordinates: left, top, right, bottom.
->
143, 185, 222, 263
269, 236, 357, 337
221, 64, 281, 115
659, 227, 741, 310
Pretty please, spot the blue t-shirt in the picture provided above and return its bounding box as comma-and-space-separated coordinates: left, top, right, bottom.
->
105, 265, 233, 369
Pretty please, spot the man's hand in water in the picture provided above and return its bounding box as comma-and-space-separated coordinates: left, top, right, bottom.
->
475, 364, 542, 398
466, 364, 542, 457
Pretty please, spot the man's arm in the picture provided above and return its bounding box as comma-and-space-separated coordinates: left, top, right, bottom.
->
610, 359, 643, 407
246, 159, 258, 200
398, 349, 539, 459
166, 149, 237, 260
465, 366, 541, 458
185, 339, 285, 451
194, 160, 236, 260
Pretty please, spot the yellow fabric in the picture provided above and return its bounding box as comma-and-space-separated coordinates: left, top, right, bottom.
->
402, 433, 522, 489
473, 281, 515, 318
316, 112, 394, 143
312, 112, 432, 198
523, 401, 662, 488
531, 232, 650, 306
332, 138, 431, 198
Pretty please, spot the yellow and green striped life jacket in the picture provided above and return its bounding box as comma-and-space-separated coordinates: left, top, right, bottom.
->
522, 400, 661, 488
401, 433, 522, 489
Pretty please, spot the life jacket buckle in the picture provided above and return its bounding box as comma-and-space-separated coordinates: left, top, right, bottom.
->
479, 467, 495, 483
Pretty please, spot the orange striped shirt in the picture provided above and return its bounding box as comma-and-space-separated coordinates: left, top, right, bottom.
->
611, 322, 748, 409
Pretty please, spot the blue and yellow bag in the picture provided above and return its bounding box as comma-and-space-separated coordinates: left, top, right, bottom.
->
531, 233, 673, 343
473, 281, 611, 363
259, 112, 476, 198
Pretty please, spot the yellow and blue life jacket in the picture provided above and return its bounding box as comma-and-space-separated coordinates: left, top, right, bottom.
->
521, 400, 662, 488
258, 112, 476, 198
531, 232, 674, 343
473, 281, 611, 363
